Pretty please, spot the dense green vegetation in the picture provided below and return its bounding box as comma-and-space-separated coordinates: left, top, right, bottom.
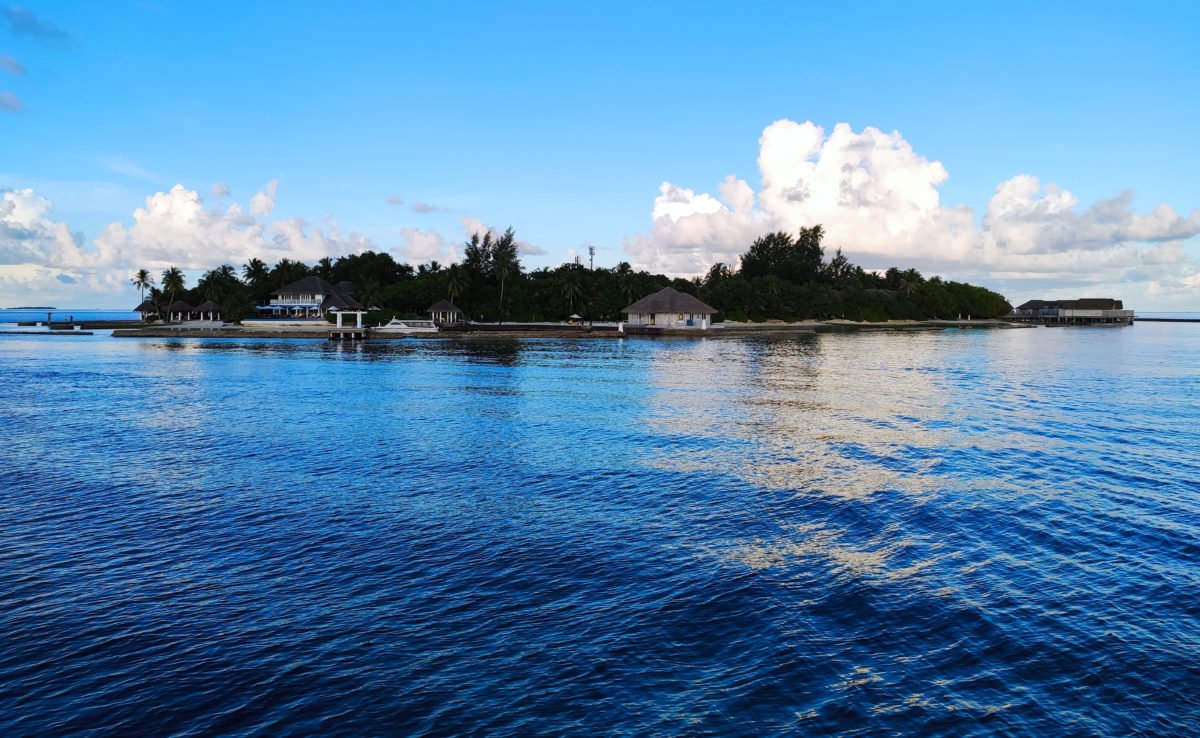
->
133, 225, 1011, 323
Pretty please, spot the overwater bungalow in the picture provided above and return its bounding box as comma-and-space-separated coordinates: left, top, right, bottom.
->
428, 299, 464, 324
256, 277, 359, 319
1011, 298, 1133, 325
622, 287, 716, 330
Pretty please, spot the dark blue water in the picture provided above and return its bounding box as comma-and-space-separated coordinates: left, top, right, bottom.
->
1, 326, 1197, 736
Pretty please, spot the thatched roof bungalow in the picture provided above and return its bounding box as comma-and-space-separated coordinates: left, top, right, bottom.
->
622, 287, 715, 329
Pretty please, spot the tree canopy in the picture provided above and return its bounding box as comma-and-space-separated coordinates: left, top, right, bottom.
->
134, 225, 1012, 324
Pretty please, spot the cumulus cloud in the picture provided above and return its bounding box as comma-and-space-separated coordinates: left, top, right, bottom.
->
461, 216, 546, 255
399, 227, 457, 264
624, 119, 1200, 305
0, 55, 23, 75
1, 5, 70, 43
249, 179, 280, 216
211, 182, 231, 197
385, 195, 403, 206
411, 201, 440, 213
0, 90, 22, 112
0, 181, 376, 304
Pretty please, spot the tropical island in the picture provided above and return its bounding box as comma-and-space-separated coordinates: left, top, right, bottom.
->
128, 225, 1012, 327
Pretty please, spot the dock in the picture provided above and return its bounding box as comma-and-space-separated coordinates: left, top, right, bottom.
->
328, 327, 368, 341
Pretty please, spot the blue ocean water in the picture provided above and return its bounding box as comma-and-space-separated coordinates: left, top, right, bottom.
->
0, 308, 140, 323
0, 326, 1197, 736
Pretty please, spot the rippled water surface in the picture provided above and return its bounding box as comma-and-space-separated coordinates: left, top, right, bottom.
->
1, 326, 1198, 736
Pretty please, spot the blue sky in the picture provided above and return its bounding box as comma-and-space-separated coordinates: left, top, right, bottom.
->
2, 0, 1198, 308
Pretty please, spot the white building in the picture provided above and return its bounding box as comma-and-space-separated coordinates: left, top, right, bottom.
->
622, 287, 716, 329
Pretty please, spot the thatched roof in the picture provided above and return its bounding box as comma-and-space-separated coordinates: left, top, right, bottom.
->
273, 275, 336, 297
320, 292, 362, 311
194, 300, 222, 313
167, 300, 194, 313
428, 299, 462, 313
622, 287, 715, 315
133, 300, 156, 313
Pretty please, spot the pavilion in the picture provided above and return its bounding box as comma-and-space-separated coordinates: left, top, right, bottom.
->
428, 299, 464, 324
194, 300, 223, 321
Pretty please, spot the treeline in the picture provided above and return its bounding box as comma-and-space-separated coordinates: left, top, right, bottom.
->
131, 225, 1011, 323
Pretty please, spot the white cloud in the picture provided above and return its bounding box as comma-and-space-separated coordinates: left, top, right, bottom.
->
211, 182, 231, 197
0, 181, 376, 305
386, 195, 403, 206
411, 201, 440, 213
461, 216, 546, 256
624, 119, 1200, 307
400, 227, 457, 264
249, 179, 280, 216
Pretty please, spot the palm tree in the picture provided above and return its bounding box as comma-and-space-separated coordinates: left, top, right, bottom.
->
242, 258, 268, 286
558, 269, 584, 315
161, 266, 185, 319
492, 228, 520, 322
131, 269, 153, 305
358, 280, 380, 309
614, 262, 638, 306
446, 264, 467, 304
148, 286, 164, 320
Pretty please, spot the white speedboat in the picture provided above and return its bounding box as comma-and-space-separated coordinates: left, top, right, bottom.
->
373, 318, 440, 335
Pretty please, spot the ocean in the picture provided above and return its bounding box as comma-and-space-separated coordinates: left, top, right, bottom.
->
0, 326, 1197, 736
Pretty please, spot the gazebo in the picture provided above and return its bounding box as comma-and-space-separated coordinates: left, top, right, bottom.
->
428, 299, 464, 324
194, 300, 223, 321
133, 300, 157, 320
166, 300, 194, 322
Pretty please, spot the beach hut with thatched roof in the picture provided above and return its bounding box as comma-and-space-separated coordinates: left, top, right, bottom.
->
167, 300, 194, 322
622, 287, 715, 329
194, 300, 223, 321
133, 300, 157, 320
428, 299, 464, 324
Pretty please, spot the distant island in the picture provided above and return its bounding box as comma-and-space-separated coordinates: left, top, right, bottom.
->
128, 224, 1012, 326
8, 306, 57, 310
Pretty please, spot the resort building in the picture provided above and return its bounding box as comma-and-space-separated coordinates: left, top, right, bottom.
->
622, 287, 716, 330
1011, 298, 1134, 325
257, 277, 360, 319
428, 300, 464, 324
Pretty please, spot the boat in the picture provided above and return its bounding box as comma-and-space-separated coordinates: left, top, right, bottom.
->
373, 318, 440, 335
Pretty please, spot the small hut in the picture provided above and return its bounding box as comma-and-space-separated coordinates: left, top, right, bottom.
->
622, 287, 716, 329
166, 300, 194, 322
428, 299, 464, 324
194, 300, 223, 321
133, 300, 157, 320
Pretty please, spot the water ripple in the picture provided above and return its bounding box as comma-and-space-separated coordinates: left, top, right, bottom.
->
1, 326, 1198, 736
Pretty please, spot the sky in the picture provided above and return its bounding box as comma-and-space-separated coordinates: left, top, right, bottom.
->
1, 0, 1198, 309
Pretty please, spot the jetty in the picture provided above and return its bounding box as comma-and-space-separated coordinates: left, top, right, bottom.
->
1008, 298, 1134, 326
